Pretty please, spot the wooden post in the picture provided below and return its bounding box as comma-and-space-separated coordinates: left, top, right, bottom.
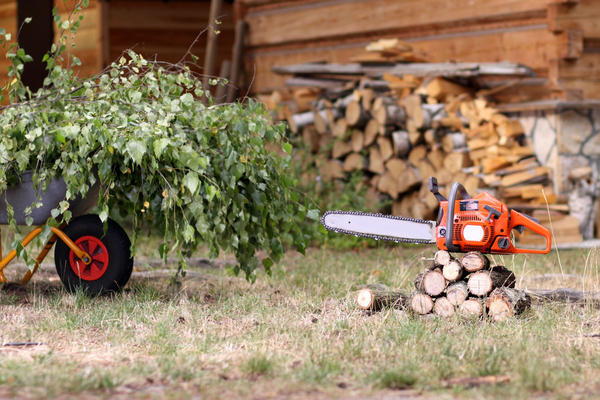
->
202, 0, 223, 97
226, 20, 247, 103
215, 60, 231, 103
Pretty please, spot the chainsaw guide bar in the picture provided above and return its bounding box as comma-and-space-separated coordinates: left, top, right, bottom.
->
321, 210, 436, 244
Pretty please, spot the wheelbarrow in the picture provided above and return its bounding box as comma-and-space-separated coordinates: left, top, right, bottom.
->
0, 171, 133, 294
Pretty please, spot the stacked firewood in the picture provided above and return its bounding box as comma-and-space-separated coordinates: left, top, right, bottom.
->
265, 61, 561, 222
355, 250, 531, 321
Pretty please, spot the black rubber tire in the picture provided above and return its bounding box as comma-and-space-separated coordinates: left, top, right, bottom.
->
54, 214, 133, 295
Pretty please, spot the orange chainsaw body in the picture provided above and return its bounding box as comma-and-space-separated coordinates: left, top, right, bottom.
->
431, 180, 551, 254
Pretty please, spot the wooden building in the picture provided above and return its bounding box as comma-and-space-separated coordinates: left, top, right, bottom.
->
0, 0, 236, 91
239, 0, 600, 100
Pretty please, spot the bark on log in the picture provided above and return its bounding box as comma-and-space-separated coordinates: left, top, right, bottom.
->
489, 265, 516, 288
433, 296, 455, 318
415, 269, 446, 297
486, 287, 531, 321
459, 298, 484, 317
461, 252, 490, 273
410, 292, 434, 315
442, 259, 463, 282
355, 283, 408, 311
446, 281, 469, 306
442, 132, 467, 153
391, 130, 410, 158
525, 288, 600, 305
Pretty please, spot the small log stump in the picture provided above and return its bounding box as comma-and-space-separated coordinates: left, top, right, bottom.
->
415, 269, 446, 297
486, 287, 531, 321
461, 251, 490, 272
355, 283, 407, 311
410, 292, 434, 315
446, 281, 468, 306
434, 250, 452, 267
459, 298, 484, 317
433, 296, 455, 318
443, 259, 463, 282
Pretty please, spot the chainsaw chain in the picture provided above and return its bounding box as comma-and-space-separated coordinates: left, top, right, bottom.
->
320, 210, 435, 244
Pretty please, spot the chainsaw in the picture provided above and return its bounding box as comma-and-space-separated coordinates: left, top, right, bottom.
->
321, 177, 552, 254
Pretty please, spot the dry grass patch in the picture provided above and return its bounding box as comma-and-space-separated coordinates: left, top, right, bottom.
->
0, 243, 599, 399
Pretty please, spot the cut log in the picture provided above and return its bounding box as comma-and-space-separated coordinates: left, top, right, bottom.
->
410, 292, 434, 315
391, 130, 410, 157
433, 297, 455, 318
332, 141, 353, 159
346, 100, 368, 126
443, 152, 471, 174
442, 259, 463, 282
285, 109, 314, 134
442, 132, 467, 153
377, 137, 394, 161
433, 250, 452, 268
408, 145, 427, 165
355, 283, 407, 311
385, 158, 420, 194
343, 153, 365, 172
368, 147, 385, 174
364, 118, 380, 146
321, 160, 344, 181
403, 94, 424, 128
467, 266, 515, 297
425, 77, 470, 102
415, 269, 446, 297
333, 118, 348, 138
360, 88, 376, 111
313, 109, 329, 135
351, 130, 364, 152
459, 298, 483, 317
446, 281, 469, 306
489, 265, 516, 288
461, 252, 490, 273
372, 98, 407, 126
486, 287, 531, 321
302, 125, 320, 153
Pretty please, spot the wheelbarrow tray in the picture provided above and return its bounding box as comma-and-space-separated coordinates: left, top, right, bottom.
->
0, 171, 99, 225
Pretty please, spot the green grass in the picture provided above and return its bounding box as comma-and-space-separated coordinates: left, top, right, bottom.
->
0, 242, 599, 399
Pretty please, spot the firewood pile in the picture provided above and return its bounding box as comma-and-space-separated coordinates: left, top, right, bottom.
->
260, 39, 580, 242
355, 250, 531, 321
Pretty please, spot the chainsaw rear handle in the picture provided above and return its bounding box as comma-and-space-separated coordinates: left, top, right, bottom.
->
445, 181, 471, 252
507, 209, 552, 254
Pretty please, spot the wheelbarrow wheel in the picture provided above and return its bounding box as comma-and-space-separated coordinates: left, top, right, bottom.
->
54, 214, 133, 295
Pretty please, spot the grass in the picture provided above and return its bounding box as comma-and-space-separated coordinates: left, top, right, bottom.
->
0, 237, 600, 399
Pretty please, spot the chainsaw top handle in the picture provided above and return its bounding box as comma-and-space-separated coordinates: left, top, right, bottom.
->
445, 180, 471, 252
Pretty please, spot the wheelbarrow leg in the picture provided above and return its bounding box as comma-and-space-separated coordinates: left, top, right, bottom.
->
20, 232, 59, 285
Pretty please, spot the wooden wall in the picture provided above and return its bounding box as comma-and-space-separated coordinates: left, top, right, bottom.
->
108, 0, 235, 77
239, 0, 600, 99
0, 0, 17, 88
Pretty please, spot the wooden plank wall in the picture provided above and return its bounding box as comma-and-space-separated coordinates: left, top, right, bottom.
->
55, 0, 105, 79
108, 0, 235, 79
240, 0, 600, 99
0, 0, 17, 88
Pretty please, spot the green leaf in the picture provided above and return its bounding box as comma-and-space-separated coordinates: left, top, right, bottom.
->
307, 209, 320, 221
153, 138, 170, 158
126, 140, 146, 164
180, 93, 194, 107
183, 172, 200, 195
282, 143, 293, 154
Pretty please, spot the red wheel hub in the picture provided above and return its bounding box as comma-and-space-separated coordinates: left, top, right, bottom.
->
69, 236, 109, 281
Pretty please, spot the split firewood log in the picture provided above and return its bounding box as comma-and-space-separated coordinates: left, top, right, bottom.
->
486, 287, 531, 321
410, 292, 434, 315
446, 281, 469, 306
346, 100, 368, 126
355, 283, 408, 311
364, 118, 380, 146
391, 130, 410, 157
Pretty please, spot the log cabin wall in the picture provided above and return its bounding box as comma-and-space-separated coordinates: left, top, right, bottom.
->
239, 0, 600, 98
107, 0, 235, 78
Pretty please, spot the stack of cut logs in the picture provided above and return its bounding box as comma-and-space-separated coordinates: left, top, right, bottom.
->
355, 250, 531, 321
262, 39, 581, 241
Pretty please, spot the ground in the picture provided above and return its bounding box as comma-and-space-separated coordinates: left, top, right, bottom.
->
1, 234, 600, 399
